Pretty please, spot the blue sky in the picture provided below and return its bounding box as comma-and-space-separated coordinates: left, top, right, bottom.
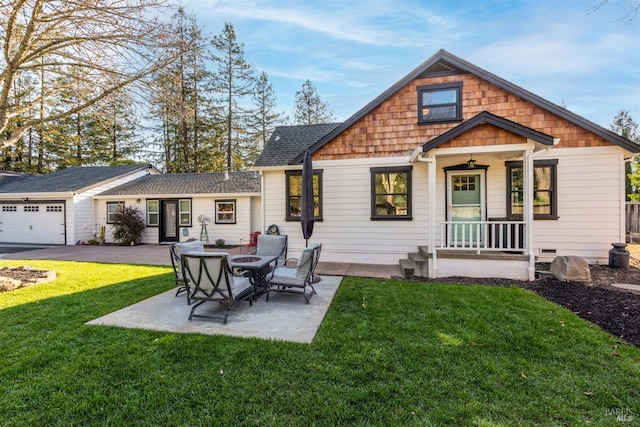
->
181, 0, 639, 130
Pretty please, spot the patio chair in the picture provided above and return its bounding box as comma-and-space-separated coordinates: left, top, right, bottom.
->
181, 253, 254, 324
169, 240, 205, 304
254, 234, 288, 268
266, 243, 322, 304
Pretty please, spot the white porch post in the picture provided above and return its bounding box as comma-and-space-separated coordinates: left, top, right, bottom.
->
523, 149, 535, 280
428, 154, 438, 277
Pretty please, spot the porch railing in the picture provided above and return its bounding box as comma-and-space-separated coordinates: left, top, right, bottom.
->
438, 220, 526, 253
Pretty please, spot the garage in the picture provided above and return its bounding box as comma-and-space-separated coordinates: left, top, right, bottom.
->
0, 202, 66, 245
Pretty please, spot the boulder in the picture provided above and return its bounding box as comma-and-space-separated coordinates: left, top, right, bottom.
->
550, 256, 591, 282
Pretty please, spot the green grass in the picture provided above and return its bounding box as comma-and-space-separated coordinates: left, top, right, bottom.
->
1, 260, 639, 426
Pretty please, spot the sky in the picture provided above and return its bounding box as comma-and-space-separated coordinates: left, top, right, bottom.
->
180, 0, 639, 131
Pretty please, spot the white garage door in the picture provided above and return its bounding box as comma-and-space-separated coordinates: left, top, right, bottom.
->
0, 203, 66, 245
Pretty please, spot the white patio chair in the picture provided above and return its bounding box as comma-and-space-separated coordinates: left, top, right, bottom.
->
169, 240, 205, 304
181, 252, 254, 324
266, 243, 321, 304
253, 234, 288, 268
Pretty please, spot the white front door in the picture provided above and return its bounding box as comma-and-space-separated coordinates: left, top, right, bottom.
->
448, 171, 485, 245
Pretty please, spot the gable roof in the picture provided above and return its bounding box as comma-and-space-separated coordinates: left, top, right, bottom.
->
98, 171, 260, 196
0, 165, 153, 194
289, 49, 638, 163
253, 123, 341, 167
423, 111, 557, 152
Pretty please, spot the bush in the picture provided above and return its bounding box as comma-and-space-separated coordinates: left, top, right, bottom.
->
112, 205, 145, 246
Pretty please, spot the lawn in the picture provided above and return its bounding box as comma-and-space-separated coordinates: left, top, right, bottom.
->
1, 260, 639, 426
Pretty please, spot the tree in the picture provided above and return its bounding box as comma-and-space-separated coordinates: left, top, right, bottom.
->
147, 8, 225, 173
589, 0, 639, 22
612, 110, 639, 141
612, 111, 640, 201
210, 22, 256, 172
0, 0, 181, 148
246, 71, 286, 158
293, 80, 335, 125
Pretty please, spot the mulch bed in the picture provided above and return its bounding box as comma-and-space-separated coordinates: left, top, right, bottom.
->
412, 264, 640, 349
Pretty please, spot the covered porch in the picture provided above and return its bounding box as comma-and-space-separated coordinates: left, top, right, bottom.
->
405, 112, 559, 281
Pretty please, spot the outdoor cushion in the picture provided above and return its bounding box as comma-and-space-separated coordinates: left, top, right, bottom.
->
174, 240, 204, 257
255, 234, 287, 265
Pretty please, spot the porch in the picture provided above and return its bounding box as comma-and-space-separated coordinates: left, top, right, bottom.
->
400, 220, 532, 281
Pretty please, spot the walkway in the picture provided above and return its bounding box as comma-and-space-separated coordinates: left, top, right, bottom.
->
0, 244, 402, 279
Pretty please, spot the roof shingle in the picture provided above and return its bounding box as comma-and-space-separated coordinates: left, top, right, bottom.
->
0, 165, 151, 193
98, 171, 260, 196
253, 123, 341, 167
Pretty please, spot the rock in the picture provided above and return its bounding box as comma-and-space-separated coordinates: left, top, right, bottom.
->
0, 276, 22, 291
550, 256, 591, 282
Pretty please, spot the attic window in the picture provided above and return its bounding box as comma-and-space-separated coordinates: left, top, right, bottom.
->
417, 82, 462, 124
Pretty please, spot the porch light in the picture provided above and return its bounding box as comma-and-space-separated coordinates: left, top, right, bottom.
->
467, 155, 476, 169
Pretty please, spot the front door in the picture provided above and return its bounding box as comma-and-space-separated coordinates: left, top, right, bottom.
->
448, 172, 484, 245
160, 200, 179, 243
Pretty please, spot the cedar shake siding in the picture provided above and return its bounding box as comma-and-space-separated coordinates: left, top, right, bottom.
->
314, 73, 611, 161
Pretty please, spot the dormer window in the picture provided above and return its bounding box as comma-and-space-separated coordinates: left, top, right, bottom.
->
417, 82, 462, 124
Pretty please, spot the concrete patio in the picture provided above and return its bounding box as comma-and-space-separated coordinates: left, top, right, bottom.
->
1, 244, 401, 342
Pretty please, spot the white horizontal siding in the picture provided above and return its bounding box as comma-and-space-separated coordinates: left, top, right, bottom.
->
73, 169, 152, 244
263, 157, 429, 264
532, 147, 624, 262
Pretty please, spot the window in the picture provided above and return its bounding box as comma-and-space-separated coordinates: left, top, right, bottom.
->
24, 205, 39, 212
106, 202, 124, 224
46, 205, 62, 212
2, 206, 17, 212
417, 82, 462, 124
507, 160, 558, 220
147, 200, 159, 226
371, 166, 412, 220
179, 199, 191, 226
215, 200, 236, 224
285, 170, 323, 221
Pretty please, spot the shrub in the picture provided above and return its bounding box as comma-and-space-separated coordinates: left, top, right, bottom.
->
215, 238, 225, 247
112, 205, 145, 246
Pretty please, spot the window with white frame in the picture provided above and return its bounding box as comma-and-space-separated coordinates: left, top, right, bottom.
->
215, 200, 236, 224
179, 199, 191, 226
106, 202, 124, 224
147, 200, 159, 226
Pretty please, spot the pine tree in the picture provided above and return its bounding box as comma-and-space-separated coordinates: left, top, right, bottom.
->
210, 22, 256, 172
246, 71, 286, 163
293, 80, 335, 125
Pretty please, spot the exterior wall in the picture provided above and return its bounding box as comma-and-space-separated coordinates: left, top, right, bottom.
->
263, 145, 626, 267
314, 72, 610, 161
531, 146, 625, 264
73, 169, 153, 245
95, 195, 257, 246
262, 156, 429, 265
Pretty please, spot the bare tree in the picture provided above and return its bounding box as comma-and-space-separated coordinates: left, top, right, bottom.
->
0, 0, 181, 147
589, 0, 639, 22
293, 79, 335, 125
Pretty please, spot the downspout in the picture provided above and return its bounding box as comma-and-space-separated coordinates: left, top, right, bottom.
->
259, 171, 265, 234
523, 149, 535, 281
417, 153, 437, 278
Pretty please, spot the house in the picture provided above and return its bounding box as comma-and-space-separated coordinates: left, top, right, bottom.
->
0, 165, 157, 245
93, 171, 261, 245
0, 166, 261, 247
253, 49, 640, 280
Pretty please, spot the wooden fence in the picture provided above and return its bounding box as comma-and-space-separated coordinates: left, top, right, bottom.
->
626, 202, 640, 233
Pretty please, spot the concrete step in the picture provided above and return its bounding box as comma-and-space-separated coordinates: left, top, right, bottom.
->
399, 258, 414, 278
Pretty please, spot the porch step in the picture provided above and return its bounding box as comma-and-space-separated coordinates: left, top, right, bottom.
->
400, 251, 429, 278
399, 258, 414, 277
